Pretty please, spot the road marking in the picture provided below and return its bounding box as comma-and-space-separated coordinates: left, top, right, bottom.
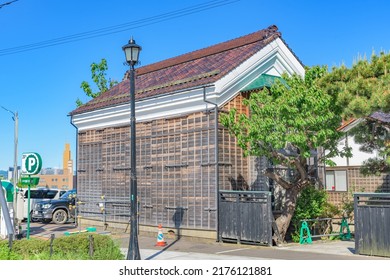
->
215, 248, 248, 255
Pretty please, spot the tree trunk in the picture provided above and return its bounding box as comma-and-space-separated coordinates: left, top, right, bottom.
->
274, 187, 299, 243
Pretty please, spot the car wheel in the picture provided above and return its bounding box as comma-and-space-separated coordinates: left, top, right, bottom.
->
30, 211, 39, 222
52, 209, 68, 224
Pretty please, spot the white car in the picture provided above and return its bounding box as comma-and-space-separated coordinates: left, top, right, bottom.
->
20, 188, 66, 222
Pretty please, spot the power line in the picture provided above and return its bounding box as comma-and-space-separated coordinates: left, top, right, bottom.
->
0, 0, 18, 9
0, 0, 240, 56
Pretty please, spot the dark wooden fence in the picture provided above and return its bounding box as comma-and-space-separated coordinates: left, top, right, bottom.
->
354, 192, 390, 257
218, 190, 272, 246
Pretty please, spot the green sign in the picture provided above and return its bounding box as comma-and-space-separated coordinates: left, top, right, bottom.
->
22, 152, 42, 175
19, 177, 40, 187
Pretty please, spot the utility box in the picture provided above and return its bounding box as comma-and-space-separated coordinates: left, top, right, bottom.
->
16, 190, 24, 221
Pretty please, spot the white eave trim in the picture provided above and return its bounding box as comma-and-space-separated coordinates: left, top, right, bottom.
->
71, 86, 217, 131
214, 38, 304, 106
71, 38, 305, 131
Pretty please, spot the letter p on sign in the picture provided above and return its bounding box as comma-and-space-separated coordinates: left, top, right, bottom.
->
28, 157, 36, 170
22, 152, 42, 175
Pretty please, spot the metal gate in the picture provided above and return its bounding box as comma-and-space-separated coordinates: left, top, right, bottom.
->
218, 190, 272, 246
354, 193, 390, 257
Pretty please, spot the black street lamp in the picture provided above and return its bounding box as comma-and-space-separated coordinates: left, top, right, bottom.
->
122, 37, 142, 260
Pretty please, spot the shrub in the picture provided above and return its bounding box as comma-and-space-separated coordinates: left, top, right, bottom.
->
9, 238, 50, 259
291, 186, 337, 242
0, 233, 124, 260
0, 244, 21, 260
340, 185, 365, 221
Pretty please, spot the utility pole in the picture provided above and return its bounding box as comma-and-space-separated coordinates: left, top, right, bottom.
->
1, 106, 19, 235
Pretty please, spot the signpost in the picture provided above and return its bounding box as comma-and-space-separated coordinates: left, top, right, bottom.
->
21, 152, 42, 239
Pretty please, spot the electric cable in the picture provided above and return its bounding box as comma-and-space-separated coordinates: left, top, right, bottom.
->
0, 0, 239, 56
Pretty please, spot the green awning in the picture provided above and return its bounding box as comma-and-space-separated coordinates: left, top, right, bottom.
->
241, 74, 283, 92
1, 180, 14, 202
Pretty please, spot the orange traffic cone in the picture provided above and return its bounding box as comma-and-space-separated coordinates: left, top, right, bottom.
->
155, 224, 167, 247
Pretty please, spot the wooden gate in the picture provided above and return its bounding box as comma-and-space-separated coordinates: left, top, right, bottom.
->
354, 193, 390, 257
218, 190, 272, 246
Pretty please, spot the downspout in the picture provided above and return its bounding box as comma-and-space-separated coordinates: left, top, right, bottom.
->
69, 116, 78, 192
70, 116, 79, 228
202, 86, 220, 242
345, 132, 350, 167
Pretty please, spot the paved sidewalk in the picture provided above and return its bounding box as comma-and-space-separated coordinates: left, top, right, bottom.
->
26, 222, 386, 260
116, 234, 385, 260
277, 239, 356, 256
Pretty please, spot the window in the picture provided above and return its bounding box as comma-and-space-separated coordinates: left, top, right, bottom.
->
25, 190, 42, 199
44, 190, 59, 199
24, 189, 59, 199
326, 170, 347, 191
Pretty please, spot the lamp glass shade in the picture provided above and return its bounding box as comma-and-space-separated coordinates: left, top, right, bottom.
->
123, 38, 141, 64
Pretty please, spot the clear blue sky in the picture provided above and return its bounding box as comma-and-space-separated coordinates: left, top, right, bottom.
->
0, 0, 389, 171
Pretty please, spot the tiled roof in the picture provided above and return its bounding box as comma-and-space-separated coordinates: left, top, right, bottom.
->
368, 111, 390, 124
70, 25, 284, 116
337, 111, 390, 132
337, 118, 358, 131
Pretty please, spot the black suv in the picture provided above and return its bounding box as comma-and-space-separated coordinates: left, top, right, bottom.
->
32, 189, 76, 224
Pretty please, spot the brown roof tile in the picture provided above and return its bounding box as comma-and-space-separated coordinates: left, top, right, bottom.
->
70, 25, 284, 116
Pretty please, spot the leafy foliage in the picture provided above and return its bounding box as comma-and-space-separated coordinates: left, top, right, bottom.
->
221, 66, 348, 189
293, 187, 328, 221
0, 245, 21, 260
320, 51, 390, 119
320, 51, 390, 176
351, 119, 390, 175
221, 66, 348, 241
76, 58, 118, 107
0, 234, 124, 260
290, 186, 332, 242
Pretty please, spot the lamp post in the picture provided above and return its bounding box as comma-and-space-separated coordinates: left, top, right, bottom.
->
122, 37, 142, 260
1, 106, 19, 235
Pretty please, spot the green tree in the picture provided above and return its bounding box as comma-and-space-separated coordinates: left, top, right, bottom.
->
351, 119, 389, 175
76, 58, 118, 107
320, 51, 390, 176
320, 51, 390, 118
221, 66, 349, 242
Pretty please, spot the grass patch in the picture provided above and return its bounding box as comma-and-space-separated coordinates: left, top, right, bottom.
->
0, 233, 124, 260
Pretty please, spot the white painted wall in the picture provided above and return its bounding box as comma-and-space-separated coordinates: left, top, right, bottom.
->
329, 134, 379, 167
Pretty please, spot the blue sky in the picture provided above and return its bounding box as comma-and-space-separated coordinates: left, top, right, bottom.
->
0, 0, 389, 171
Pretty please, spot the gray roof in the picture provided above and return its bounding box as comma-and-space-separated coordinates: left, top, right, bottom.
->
368, 111, 390, 124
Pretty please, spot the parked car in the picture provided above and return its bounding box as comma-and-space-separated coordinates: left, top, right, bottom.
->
32, 189, 76, 224
20, 188, 66, 222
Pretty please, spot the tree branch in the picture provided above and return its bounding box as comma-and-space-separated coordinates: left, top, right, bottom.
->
265, 169, 293, 189
271, 150, 294, 165
293, 157, 308, 181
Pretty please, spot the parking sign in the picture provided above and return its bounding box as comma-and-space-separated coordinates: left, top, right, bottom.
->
22, 152, 42, 175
